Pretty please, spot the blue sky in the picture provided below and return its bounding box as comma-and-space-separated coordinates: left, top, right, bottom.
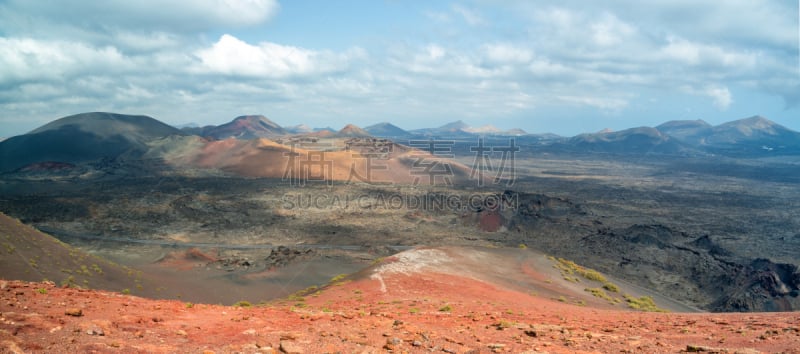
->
0, 0, 798, 137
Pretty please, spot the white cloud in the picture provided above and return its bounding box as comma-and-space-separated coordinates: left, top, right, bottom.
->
0, 38, 128, 84
679, 84, 734, 111
0, 0, 279, 33
661, 37, 758, 69
0, 0, 797, 136
114, 32, 181, 52
484, 44, 532, 63
590, 13, 636, 47
557, 95, 629, 111
193, 34, 364, 78
661, 37, 701, 65
426, 44, 446, 61
705, 86, 733, 111
195, 34, 319, 77
452, 4, 487, 26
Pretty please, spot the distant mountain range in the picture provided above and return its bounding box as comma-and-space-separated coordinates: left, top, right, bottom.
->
561, 126, 689, 155
409, 120, 527, 137
655, 116, 800, 156
180, 117, 530, 140
2, 112, 799, 173
544, 115, 800, 156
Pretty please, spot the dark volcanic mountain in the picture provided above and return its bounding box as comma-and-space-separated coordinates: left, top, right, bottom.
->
655, 119, 712, 144
364, 122, 409, 137
560, 126, 691, 154
191, 115, 287, 140
658, 116, 800, 156
705, 116, 800, 153
0, 112, 186, 172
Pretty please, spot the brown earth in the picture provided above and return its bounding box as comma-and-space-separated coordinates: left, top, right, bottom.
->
2, 247, 799, 353
162, 137, 475, 185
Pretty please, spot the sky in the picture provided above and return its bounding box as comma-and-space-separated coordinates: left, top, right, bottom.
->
0, 0, 798, 137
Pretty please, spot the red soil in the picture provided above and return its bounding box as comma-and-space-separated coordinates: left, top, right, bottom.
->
2, 267, 799, 353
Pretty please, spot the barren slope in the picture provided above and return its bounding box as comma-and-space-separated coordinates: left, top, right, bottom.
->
1, 248, 798, 353
0, 212, 174, 299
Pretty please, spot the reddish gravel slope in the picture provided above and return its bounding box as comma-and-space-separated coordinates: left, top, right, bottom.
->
2, 248, 799, 353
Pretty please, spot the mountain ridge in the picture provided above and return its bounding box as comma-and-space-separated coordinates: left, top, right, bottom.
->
0, 112, 186, 172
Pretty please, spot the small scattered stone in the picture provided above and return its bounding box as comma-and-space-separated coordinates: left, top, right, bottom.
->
733, 349, 762, 354
65, 308, 83, 317
176, 329, 187, 336
279, 340, 303, 354
687, 344, 717, 352
280, 332, 299, 340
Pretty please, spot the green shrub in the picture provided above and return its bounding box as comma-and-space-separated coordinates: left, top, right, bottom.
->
554, 257, 609, 283
602, 282, 620, 293
585, 287, 614, 302
623, 295, 667, 312
329, 274, 348, 283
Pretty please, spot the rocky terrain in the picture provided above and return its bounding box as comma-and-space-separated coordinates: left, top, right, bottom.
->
2, 156, 798, 312
1, 111, 800, 352
2, 247, 800, 353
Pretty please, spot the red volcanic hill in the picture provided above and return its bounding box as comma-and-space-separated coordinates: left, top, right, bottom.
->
165, 137, 476, 185
2, 246, 799, 352
194, 115, 288, 140
336, 124, 372, 138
